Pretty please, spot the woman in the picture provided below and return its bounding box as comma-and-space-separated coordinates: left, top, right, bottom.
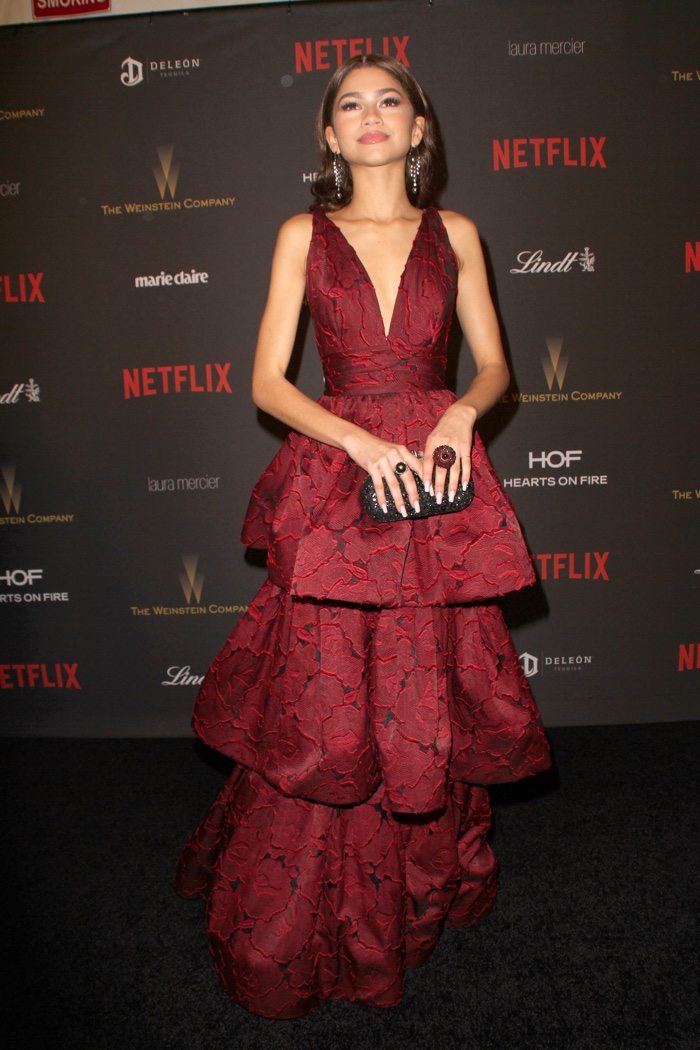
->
176, 54, 551, 1019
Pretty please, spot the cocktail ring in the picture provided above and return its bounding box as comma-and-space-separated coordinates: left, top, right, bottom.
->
434, 445, 457, 468
395, 461, 408, 474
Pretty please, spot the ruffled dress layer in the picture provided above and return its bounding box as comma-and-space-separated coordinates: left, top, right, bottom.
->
175, 207, 551, 1018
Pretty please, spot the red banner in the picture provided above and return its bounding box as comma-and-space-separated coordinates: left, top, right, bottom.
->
33, 0, 110, 19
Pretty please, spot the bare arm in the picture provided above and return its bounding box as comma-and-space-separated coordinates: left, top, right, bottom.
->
425, 211, 510, 501
251, 214, 423, 516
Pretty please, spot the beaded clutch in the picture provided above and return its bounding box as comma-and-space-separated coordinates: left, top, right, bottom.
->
361, 456, 474, 522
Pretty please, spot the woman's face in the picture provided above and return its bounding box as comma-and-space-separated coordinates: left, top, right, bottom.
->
325, 65, 424, 167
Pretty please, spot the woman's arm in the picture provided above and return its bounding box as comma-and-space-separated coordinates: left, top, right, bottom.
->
251, 213, 422, 516
425, 210, 510, 501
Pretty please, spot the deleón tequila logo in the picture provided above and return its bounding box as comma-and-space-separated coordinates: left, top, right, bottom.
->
121, 58, 144, 87
153, 146, 179, 200
542, 338, 568, 391
179, 555, 204, 605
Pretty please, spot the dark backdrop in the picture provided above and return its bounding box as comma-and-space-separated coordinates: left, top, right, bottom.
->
1, 0, 698, 736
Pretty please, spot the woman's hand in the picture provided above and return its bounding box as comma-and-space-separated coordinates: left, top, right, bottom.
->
344, 430, 423, 518
423, 402, 477, 504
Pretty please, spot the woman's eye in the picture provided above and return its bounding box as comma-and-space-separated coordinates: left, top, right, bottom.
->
340, 101, 360, 111
380, 96, 402, 107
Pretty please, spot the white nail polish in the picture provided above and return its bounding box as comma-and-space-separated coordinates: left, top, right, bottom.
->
400, 505, 407, 518
413, 500, 420, 513
436, 492, 442, 505
448, 490, 455, 503
382, 503, 388, 514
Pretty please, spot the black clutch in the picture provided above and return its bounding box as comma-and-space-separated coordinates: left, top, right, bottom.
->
361, 461, 474, 522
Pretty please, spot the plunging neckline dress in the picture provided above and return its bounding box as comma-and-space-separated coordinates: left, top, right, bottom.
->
175, 206, 551, 1019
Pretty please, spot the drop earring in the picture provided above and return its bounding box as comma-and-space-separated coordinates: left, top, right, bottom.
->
333, 152, 342, 200
408, 147, 421, 197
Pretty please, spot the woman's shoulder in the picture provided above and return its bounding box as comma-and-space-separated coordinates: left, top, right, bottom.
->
276, 211, 314, 243
435, 210, 482, 268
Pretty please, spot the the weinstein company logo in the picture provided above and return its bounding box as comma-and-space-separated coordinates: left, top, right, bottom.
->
0, 465, 75, 526
180, 555, 204, 605
0, 379, 40, 405
500, 337, 622, 404
510, 248, 595, 274
100, 147, 235, 217
130, 556, 245, 618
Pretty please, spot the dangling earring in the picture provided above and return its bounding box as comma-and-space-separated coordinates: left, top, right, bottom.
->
333, 152, 343, 200
408, 147, 421, 197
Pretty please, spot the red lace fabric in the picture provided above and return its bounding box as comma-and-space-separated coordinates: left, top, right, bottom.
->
175, 207, 551, 1018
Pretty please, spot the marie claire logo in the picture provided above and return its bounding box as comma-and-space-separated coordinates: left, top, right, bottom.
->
1, 182, 20, 197
0, 662, 79, 688
0, 273, 44, 303
493, 136, 606, 171
678, 644, 700, 671
161, 665, 204, 687
148, 474, 220, 493
1, 379, 40, 405
0, 567, 69, 604
120, 55, 202, 87
536, 552, 609, 581
294, 36, 409, 74
100, 146, 235, 217
519, 651, 593, 677
123, 363, 232, 398
130, 555, 247, 618
500, 337, 622, 404
135, 269, 209, 289
511, 248, 595, 274
502, 450, 608, 490
0, 465, 75, 526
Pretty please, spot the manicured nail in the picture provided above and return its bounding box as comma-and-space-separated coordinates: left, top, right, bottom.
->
436, 492, 442, 505
430, 485, 434, 496
448, 490, 455, 503
399, 505, 407, 518
382, 503, 388, 514
413, 500, 420, 513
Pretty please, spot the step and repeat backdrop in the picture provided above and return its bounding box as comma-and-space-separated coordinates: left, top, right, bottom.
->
1, 0, 698, 736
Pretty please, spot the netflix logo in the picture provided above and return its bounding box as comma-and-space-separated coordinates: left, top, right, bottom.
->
122, 363, 232, 399
294, 35, 409, 74
0, 662, 80, 688
0, 272, 44, 303
493, 137, 606, 171
536, 552, 610, 581
686, 242, 699, 273
678, 644, 700, 671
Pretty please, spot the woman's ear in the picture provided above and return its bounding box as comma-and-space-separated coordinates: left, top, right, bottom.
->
325, 125, 339, 154
411, 115, 425, 149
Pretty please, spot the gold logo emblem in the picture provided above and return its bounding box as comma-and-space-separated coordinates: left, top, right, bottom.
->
542, 337, 568, 391
179, 554, 203, 604
0, 465, 21, 513
153, 146, 179, 200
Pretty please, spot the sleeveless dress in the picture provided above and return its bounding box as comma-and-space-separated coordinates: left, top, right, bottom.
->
175, 206, 551, 1019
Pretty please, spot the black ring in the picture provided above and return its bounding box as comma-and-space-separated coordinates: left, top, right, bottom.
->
395, 461, 408, 475
434, 445, 457, 468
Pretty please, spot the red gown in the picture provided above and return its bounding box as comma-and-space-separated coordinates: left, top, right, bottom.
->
175, 206, 551, 1018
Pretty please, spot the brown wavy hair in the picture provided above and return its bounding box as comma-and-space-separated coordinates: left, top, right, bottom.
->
310, 54, 446, 212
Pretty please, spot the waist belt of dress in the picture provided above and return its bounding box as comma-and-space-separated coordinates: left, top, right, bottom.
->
323, 358, 447, 396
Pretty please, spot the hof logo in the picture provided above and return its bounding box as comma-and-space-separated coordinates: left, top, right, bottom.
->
0, 379, 40, 405
121, 57, 144, 87
503, 450, 608, 490
510, 248, 595, 274
0, 567, 69, 604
